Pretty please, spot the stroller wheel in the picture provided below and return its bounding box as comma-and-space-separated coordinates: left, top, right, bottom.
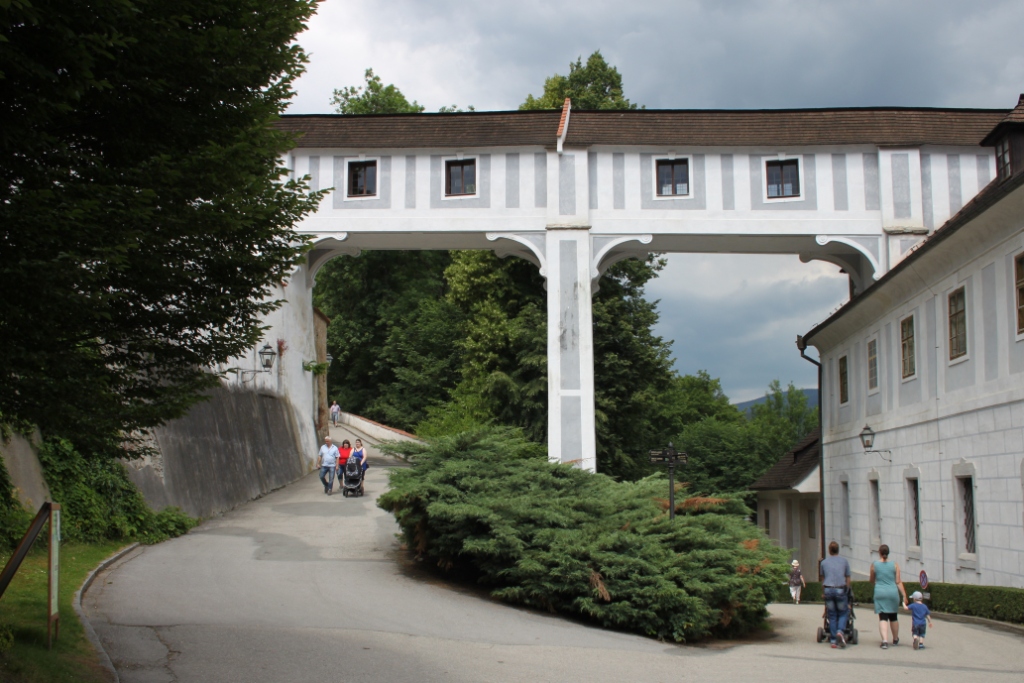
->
851, 629, 858, 645
816, 627, 825, 643
342, 489, 348, 497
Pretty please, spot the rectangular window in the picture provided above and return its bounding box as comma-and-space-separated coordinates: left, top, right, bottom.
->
840, 481, 851, 544
766, 159, 800, 198
996, 138, 1012, 181
958, 477, 976, 555
445, 159, 476, 196
807, 508, 816, 539
656, 158, 689, 196
869, 479, 882, 545
901, 316, 916, 378
907, 478, 921, 547
948, 287, 967, 360
1016, 254, 1024, 335
347, 160, 377, 197
764, 508, 770, 535
867, 338, 879, 390
838, 355, 850, 404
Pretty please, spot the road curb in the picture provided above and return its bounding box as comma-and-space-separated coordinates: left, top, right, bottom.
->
931, 611, 1024, 637
73, 542, 141, 683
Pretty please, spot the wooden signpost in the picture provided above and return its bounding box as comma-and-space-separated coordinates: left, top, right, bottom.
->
0, 501, 61, 650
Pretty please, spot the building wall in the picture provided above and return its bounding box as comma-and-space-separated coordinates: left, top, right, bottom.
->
758, 491, 822, 573
817, 219, 1024, 587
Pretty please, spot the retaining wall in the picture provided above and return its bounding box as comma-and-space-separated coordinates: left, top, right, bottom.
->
125, 386, 311, 518
0, 429, 50, 510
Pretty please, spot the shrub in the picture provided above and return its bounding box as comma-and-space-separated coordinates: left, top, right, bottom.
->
36, 437, 196, 544
378, 428, 789, 642
0, 454, 32, 550
778, 581, 1024, 625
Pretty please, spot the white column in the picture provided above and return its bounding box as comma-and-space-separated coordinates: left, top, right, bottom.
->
546, 228, 596, 472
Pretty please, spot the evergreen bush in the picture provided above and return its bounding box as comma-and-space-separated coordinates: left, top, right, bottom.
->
0, 454, 32, 550
378, 428, 789, 642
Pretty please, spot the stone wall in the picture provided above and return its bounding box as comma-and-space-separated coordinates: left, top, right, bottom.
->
125, 386, 311, 519
0, 429, 50, 511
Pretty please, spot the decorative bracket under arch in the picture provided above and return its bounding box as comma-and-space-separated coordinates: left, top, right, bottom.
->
486, 232, 548, 278
803, 235, 882, 297
305, 234, 360, 287
590, 234, 654, 291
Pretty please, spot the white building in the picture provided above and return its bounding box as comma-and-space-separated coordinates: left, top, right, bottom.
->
802, 96, 1024, 587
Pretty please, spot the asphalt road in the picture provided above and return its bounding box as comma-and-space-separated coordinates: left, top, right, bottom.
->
84, 441, 1024, 683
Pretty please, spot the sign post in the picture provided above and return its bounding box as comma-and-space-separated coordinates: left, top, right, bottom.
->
648, 443, 687, 521
47, 503, 60, 649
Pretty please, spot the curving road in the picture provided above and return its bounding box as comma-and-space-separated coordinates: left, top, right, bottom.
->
83, 428, 1024, 683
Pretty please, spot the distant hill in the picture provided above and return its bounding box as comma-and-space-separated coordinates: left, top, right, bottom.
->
734, 388, 819, 417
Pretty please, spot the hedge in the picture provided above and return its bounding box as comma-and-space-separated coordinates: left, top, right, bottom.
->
777, 581, 1024, 625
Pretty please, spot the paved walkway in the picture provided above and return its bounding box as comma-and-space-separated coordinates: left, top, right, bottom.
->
84, 434, 1023, 682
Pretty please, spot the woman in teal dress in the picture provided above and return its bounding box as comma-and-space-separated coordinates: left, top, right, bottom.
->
870, 544, 907, 649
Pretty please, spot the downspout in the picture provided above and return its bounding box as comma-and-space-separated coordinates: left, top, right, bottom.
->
797, 335, 825, 563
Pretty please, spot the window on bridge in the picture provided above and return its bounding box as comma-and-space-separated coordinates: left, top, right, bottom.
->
656, 158, 689, 196
446, 158, 476, 196
348, 160, 377, 197
766, 158, 800, 198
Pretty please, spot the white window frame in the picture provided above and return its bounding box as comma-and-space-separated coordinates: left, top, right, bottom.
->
866, 334, 880, 395
904, 466, 922, 560
838, 354, 850, 405
762, 154, 804, 203
1014, 250, 1024, 342
839, 474, 851, 547
947, 285, 970, 366
343, 156, 380, 201
441, 154, 480, 201
900, 313, 917, 382
868, 469, 882, 547
651, 154, 694, 200
951, 460, 978, 571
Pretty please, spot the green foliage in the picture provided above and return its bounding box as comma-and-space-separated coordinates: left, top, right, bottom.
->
378, 429, 789, 642
36, 438, 195, 544
780, 581, 1024, 625
520, 51, 638, 111
0, 623, 12, 654
0, 0, 323, 457
748, 380, 819, 459
331, 68, 426, 114
0, 451, 32, 551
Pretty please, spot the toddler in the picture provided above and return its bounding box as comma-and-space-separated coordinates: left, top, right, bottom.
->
904, 591, 934, 649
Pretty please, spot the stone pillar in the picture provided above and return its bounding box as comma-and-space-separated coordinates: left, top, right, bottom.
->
545, 228, 596, 472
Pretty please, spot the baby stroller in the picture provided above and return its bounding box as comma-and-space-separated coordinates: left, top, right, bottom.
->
341, 454, 365, 497
816, 586, 858, 644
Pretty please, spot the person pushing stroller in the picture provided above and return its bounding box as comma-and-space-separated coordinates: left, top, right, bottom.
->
819, 541, 852, 648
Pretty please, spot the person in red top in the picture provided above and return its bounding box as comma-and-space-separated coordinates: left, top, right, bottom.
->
336, 439, 353, 478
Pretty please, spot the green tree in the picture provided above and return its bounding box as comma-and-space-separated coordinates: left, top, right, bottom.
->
520, 51, 638, 111
0, 0, 321, 455
331, 69, 426, 114
748, 379, 819, 459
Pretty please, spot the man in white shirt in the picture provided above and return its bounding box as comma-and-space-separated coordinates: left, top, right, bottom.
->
330, 401, 340, 427
317, 436, 340, 495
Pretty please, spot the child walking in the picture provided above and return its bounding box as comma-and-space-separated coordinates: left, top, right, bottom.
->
905, 591, 934, 650
788, 559, 806, 604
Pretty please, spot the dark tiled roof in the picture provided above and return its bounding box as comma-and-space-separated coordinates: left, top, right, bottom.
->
275, 106, 1009, 150
750, 428, 821, 491
565, 108, 1007, 147
804, 168, 1024, 346
980, 94, 1024, 145
275, 111, 562, 148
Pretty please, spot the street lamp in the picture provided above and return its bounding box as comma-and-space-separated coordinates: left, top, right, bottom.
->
859, 424, 891, 461
258, 343, 277, 371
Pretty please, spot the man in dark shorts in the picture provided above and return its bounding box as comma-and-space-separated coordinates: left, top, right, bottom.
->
819, 541, 852, 648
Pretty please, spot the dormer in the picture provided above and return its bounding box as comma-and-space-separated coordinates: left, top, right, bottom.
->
981, 94, 1024, 182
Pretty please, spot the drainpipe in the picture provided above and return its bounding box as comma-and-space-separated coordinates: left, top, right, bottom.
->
797, 335, 825, 564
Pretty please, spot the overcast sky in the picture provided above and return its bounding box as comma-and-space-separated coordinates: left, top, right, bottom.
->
288, 1, 1024, 402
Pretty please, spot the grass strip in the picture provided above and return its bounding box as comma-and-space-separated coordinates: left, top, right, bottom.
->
0, 541, 126, 683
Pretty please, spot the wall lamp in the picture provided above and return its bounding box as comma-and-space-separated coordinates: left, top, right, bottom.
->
859, 424, 892, 462
237, 343, 278, 383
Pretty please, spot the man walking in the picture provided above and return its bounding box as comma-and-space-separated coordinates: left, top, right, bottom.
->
330, 401, 341, 427
317, 435, 340, 495
820, 540, 852, 648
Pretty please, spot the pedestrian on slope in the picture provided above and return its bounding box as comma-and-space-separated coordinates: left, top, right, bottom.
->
336, 439, 353, 479
870, 543, 908, 650
819, 541, 851, 648
788, 559, 806, 604
904, 591, 934, 650
330, 401, 341, 427
352, 439, 368, 472
317, 436, 340, 495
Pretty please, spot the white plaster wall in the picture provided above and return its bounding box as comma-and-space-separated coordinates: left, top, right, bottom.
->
817, 223, 1024, 588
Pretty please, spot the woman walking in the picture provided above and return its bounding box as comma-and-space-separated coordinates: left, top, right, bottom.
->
870, 544, 907, 649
